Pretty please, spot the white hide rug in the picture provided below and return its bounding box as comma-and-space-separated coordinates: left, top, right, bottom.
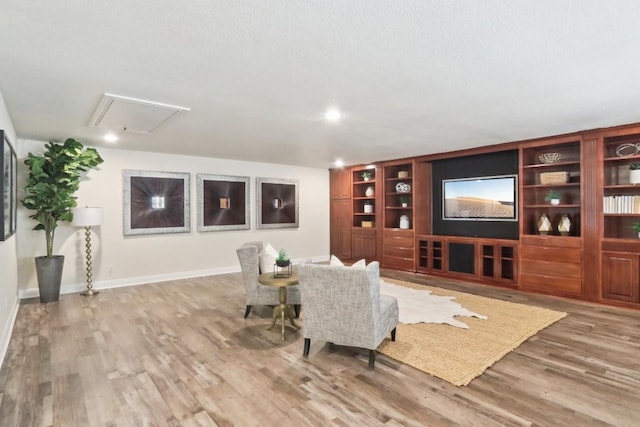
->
379, 280, 488, 329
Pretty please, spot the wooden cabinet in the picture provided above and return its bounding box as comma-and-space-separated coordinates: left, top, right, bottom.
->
330, 198, 351, 260
601, 251, 639, 302
382, 229, 414, 271
329, 168, 351, 199
383, 162, 413, 230
351, 167, 377, 229
480, 242, 517, 283
416, 236, 444, 274
519, 236, 582, 296
352, 228, 376, 261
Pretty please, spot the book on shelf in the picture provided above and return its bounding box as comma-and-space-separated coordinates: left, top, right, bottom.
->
603, 195, 640, 214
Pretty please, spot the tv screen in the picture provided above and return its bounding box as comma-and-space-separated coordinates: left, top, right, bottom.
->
442, 174, 518, 221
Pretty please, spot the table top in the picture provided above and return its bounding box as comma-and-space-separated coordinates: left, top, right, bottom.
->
258, 271, 299, 287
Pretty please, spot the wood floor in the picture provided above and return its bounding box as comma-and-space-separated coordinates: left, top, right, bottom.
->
1, 271, 639, 426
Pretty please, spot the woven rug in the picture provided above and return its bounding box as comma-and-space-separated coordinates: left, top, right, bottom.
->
377, 278, 567, 386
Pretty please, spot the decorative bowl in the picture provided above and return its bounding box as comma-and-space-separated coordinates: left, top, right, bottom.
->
538, 152, 562, 164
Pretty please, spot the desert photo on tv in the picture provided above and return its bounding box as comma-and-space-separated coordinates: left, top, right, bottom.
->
443, 175, 516, 220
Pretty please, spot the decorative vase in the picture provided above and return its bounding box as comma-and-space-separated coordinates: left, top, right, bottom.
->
399, 215, 410, 229
630, 169, 640, 185
35, 255, 64, 303
365, 186, 374, 197
557, 213, 572, 236
364, 203, 373, 213
537, 213, 552, 235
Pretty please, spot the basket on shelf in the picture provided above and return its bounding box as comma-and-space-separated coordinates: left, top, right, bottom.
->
540, 171, 569, 185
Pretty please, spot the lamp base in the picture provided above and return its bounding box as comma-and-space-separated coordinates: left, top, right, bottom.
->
81, 288, 99, 296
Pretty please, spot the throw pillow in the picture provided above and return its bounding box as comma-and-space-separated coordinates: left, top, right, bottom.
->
329, 255, 344, 266
351, 259, 366, 269
259, 243, 279, 273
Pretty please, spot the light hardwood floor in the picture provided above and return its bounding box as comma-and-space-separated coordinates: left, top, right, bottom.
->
1, 270, 639, 426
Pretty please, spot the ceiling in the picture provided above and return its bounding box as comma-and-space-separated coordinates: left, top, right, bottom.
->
2, 1, 640, 169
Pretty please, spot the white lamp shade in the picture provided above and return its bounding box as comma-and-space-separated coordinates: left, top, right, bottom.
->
71, 207, 104, 227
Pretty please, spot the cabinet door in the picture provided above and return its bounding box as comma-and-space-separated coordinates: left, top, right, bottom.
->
352, 229, 376, 261
330, 199, 351, 259
602, 252, 640, 302
330, 168, 351, 199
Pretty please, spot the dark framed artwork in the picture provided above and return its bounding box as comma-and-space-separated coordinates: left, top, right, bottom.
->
197, 174, 250, 232
1, 130, 17, 241
123, 170, 190, 235
256, 177, 299, 229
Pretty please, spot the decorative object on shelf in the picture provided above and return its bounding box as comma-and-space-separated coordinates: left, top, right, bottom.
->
397, 170, 409, 178
363, 201, 373, 213
400, 196, 409, 208
557, 213, 572, 236
362, 171, 373, 181
365, 186, 375, 197
544, 190, 561, 206
538, 152, 562, 164
615, 142, 640, 157
537, 213, 552, 235
71, 207, 103, 296
395, 182, 411, 193
539, 171, 569, 185
361, 220, 374, 228
631, 221, 640, 238
629, 162, 640, 185
274, 249, 292, 278
399, 214, 410, 229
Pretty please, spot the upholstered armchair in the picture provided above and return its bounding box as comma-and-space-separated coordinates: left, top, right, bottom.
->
236, 241, 301, 318
297, 261, 398, 369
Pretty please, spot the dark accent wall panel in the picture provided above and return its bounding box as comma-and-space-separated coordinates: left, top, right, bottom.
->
432, 150, 519, 240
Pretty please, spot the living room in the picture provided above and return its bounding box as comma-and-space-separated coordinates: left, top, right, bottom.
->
2, 2, 640, 425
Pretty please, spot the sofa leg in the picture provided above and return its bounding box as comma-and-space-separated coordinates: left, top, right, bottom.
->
391, 327, 396, 341
244, 305, 252, 318
294, 304, 300, 318
303, 338, 310, 357
368, 350, 376, 370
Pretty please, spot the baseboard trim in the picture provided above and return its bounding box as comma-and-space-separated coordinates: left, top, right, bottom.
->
18, 255, 329, 300
0, 295, 19, 370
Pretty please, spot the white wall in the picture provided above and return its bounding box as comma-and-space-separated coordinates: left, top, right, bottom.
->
16, 142, 330, 297
0, 92, 19, 368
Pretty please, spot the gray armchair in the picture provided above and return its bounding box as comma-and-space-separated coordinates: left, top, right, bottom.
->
297, 261, 398, 369
236, 241, 301, 318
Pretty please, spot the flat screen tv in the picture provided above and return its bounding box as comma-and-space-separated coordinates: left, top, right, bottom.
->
442, 174, 518, 221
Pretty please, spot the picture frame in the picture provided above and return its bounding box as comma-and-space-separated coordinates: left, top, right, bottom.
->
1, 130, 17, 241
256, 177, 299, 229
123, 170, 190, 235
197, 174, 250, 232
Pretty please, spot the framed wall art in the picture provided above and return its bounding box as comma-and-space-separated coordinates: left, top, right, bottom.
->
197, 174, 250, 232
123, 170, 190, 235
1, 130, 17, 241
256, 177, 299, 229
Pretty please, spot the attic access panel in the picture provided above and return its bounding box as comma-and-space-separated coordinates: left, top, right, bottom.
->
89, 93, 190, 134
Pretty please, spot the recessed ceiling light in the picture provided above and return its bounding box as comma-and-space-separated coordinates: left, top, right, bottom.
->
325, 108, 342, 122
334, 159, 345, 168
103, 133, 119, 143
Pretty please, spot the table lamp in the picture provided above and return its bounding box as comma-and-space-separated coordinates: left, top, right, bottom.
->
71, 207, 103, 296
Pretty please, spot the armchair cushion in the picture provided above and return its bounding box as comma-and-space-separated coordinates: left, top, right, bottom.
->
258, 243, 279, 274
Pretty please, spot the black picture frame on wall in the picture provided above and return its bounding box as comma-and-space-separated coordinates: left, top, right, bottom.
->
256, 177, 299, 229
123, 170, 191, 236
1, 129, 17, 241
197, 174, 250, 232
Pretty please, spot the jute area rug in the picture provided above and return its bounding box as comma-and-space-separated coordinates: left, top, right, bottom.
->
377, 278, 567, 386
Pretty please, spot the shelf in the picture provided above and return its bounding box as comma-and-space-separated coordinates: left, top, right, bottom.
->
385, 176, 412, 182
386, 206, 412, 210
523, 183, 580, 189
523, 204, 580, 208
604, 213, 640, 217
354, 180, 376, 185
604, 184, 640, 189
522, 161, 580, 169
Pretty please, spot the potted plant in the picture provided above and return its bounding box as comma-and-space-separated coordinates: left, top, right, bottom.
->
544, 190, 561, 206
632, 221, 640, 238
276, 249, 290, 267
399, 196, 409, 208
23, 138, 103, 303
629, 162, 640, 185
361, 171, 373, 181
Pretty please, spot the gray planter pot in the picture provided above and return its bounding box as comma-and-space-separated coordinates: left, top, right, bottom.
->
35, 255, 64, 303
